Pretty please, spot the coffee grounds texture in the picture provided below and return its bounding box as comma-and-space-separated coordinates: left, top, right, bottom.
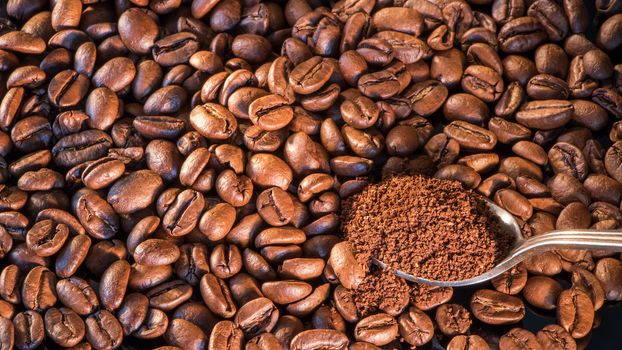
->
341, 175, 513, 315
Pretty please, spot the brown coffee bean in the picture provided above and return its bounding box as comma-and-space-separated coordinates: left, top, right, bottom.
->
536, 324, 576, 350
499, 328, 542, 350
471, 289, 525, 325
85, 310, 123, 349
557, 288, 594, 338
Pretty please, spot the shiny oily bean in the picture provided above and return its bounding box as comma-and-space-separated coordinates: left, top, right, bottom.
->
45, 307, 85, 347
290, 329, 349, 350
447, 335, 489, 350
13, 310, 44, 350
147, 280, 193, 311
22, 266, 57, 312
134, 239, 180, 266
557, 288, 594, 339
85, 310, 123, 349
536, 324, 576, 350
235, 297, 279, 337
444, 121, 497, 151
354, 313, 398, 347
25, 219, 68, 257
99, 260, 131, 313
499, 328, 542, 350
471, 289, 525, 325
200, 273, 237, 318
56, 277, 99, 316
523, 276, 562, 310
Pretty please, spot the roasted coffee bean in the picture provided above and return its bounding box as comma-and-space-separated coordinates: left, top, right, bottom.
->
523, 276, 563, 310
447, 334, 489, 350
594, 258, 622, 301
499, 17, 547, 53
209, 320, 244, 350
290, 329, 349, 350
56, 277, 98, 316
99, 260, 130, 312
435, 304, 471, 337
85, 310, 123, 349
249, 94, 294, 131
200, 273, 237, 318
72, 188, 119, 240
536, 324, 576, 350
22, 266, 57, 312
13, 310, 44, 350
557, 288, 594, 338
444, 121, 497, 151
490, 259, 528, 296
499, 328, 542, 350
471, 289, 525, 325
235, 297, 279, 336
45, 307, 85, 347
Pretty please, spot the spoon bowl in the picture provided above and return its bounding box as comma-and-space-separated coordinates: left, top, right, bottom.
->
377, 200, 622, 287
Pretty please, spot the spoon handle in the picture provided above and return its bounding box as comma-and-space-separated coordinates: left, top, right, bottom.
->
514, 229, 622, 256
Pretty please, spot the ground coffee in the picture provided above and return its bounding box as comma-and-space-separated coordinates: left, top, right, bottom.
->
342, 175, 513, 283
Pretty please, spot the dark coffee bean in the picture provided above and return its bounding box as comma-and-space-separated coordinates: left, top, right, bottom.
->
516, 100, 573, 130
56, 277, 98, 316
234, 297, 279, 337
527, 74, 570, 100
85, 310, 123, 349
249, 94, 294, 131
45, 307, 85, 347
557, 288, 594, 338
55, 234, 90, 277
25, 219, 68, 257
527, 0, 569, 41
471, 289, 525, 325
72, 188, 119, 239
402, 80, 448, 117
594, 258, 622, 301
536, 324, 576, 350
209, 320, 244, 350
523, 276, 563, 310
571, 267, 606, 311
13, 310, 44, 350
499, 328, 542, 350
444, 121, 497, 151
99, 260, 130, 312
290, 329, 349, 350
200, 202, 237, 241
200, 273, 237, 318
435, 304, 471, 337
498, 17, 547, 53
107, 170, 164, 215
22, 266, 56, 312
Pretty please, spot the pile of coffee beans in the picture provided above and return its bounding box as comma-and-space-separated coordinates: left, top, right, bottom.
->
0, 0, 621, 349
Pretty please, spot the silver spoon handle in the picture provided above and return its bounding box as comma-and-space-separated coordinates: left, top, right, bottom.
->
514, 229, 622, 256
401, 230, 622, 287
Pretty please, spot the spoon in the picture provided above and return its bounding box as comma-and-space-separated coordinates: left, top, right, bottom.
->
375, 200, 622, 287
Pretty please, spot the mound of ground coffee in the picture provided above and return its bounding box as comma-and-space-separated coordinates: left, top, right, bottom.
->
341, 175, 513, 283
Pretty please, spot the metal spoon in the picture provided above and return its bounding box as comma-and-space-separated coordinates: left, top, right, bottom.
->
375, 200, 622, 287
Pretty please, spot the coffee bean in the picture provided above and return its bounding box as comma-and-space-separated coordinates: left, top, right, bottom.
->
13, 310, 44, 350
85, 310, 123, 349
44, 307, 85, 348
536, 324, 576, 350
471, 289, 525, 325
291, 329, 349, 350
557, 288, 594, 338
22, 266, 56, 312
499, 328, 542, 350
209, 320, 244, 350
200, 273, 237, 318
56, 277, 99, 316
